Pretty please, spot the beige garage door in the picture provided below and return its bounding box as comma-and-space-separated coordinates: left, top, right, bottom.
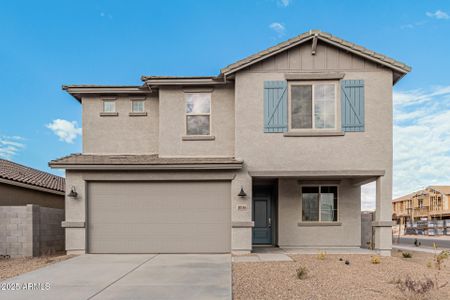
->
87, 181, 231, 253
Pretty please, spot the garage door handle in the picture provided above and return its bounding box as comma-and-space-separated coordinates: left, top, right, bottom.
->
268, 218, 272, 228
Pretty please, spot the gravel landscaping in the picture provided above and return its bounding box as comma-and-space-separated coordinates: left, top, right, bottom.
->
233, 250, 450, 300
0, 254, 75, 280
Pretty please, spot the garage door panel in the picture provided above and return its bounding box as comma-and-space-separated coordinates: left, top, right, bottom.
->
88, 181, 231, 253
93, 208, 230, 224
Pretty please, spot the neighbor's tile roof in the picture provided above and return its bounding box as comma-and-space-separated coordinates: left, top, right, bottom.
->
0, 159, 65, 192
221, 30, 412, 76
49, 154, 243, 166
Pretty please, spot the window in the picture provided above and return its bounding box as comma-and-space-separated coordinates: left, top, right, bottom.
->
103, 100, 116, 113
131, 100, 145, 113
185, 93, 211, 135
302, 185, 338, 222
291, 83, 336, 130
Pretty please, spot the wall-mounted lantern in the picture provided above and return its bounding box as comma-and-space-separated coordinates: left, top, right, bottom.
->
67, 186, 78, 198
238, 186, 247, 197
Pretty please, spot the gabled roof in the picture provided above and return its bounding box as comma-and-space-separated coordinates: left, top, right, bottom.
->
0, 159, 65, 194
49, 154, 243, 170
427, 185, 450, 195
221, 30, 411, 82
392, 191, 419, 202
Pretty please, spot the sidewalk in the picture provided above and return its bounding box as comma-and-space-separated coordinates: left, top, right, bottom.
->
392, 245, 442, 254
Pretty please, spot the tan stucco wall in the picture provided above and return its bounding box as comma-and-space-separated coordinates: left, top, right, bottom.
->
82, 95, 159, 154
278, 179, 361, 247
0, 183, 64, 209
158, 86, 235, 157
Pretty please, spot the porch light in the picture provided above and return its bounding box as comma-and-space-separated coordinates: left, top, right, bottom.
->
238, 186, 247, 197
68, 186, 78, 198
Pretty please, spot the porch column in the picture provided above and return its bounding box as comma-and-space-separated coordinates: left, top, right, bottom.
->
373, 176, 394, 256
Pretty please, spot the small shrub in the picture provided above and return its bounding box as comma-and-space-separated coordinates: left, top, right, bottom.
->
345, 260, 350, 265
371, 255, 381, 264
339, 257, 343, 261
317, 251, 327, 260
435, 250, 450, 270
394, 275, 448, 299
296, 266, 308, 280
402, 252, 412, 258
426, 261, 433, 268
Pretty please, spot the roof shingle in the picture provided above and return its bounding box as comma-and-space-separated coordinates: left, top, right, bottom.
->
49, 154, 243, 168
0, 159, 65, 192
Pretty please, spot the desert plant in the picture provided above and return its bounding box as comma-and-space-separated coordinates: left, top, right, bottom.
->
426, 261, 433, 268
345, 260, 350, 265
402, 252, 412, 258
371, 255, 381, 264
394, 275, 448, 299
296, 266, 308, 280
339, 257, 343, 261
434, 250, 450, 270
317, 251, 327, 260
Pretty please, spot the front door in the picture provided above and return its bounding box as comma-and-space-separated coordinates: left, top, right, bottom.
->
252, 194, 272, 244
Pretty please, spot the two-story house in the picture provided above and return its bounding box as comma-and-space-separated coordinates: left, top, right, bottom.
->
393, 186, 450, 225
50, 31, 410, 256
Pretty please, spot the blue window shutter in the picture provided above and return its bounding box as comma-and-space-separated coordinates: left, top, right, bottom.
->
341, 80, 365, 132
264, 81, 288, 132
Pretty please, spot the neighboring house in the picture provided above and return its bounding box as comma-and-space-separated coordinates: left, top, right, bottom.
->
0, 159, 64, 208
50, 30, 411, 255
393, 186, 450, 224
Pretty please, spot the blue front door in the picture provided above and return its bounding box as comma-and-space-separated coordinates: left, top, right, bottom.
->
252, 194, 272, 244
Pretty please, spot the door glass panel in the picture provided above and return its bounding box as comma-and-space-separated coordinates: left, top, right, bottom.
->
254, 200, 267, 227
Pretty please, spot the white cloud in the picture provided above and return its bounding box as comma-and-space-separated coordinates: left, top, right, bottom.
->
361, 182, 376, 211
46, 119, 82, 143
0, 135, 25, 160
361, 85, 450, 210
269, 22, 285, 36
393, 86, 450, 198
426, 10, 449, 20
277, 0, 291, 7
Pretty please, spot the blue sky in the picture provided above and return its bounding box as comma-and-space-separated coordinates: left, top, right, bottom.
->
0, 0, 449, 208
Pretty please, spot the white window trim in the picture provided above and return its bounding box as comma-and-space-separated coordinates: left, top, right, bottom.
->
102, 99, 116, 113
184, 93, 212, 136
131, 99, 145, 113
288, 81, 338, 131
300, 184, 340, 222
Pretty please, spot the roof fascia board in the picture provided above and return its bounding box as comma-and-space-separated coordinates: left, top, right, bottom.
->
222, 36, 314, 76
222, 35, 410, 77
49, 163, 243, 170
0, 177, 65, 196
317, 37, 409, 74
248, 170, 385, 178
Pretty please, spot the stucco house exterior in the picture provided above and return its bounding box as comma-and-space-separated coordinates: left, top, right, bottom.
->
50, 30, 410, 255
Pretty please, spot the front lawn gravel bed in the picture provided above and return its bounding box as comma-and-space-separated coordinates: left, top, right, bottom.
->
233, 251, 450, 299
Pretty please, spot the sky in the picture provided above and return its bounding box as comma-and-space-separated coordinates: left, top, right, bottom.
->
0, 0, 449, 210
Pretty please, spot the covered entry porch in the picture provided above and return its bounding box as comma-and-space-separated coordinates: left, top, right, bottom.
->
249, 170, 393, 255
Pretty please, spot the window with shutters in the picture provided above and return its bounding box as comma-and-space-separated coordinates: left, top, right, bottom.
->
289, 82, 337, 130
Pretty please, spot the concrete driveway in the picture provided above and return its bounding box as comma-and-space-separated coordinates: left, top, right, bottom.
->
0, 254, 231, 300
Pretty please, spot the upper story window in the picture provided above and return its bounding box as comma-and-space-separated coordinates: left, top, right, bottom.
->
131, 100, 145, 113
103, 100, 116, 113
185, 93, 211, 135
290, 83, 336, 130
302, 185, 338, 222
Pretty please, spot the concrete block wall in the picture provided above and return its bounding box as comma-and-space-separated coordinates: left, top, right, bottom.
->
0, 205, 64, 257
